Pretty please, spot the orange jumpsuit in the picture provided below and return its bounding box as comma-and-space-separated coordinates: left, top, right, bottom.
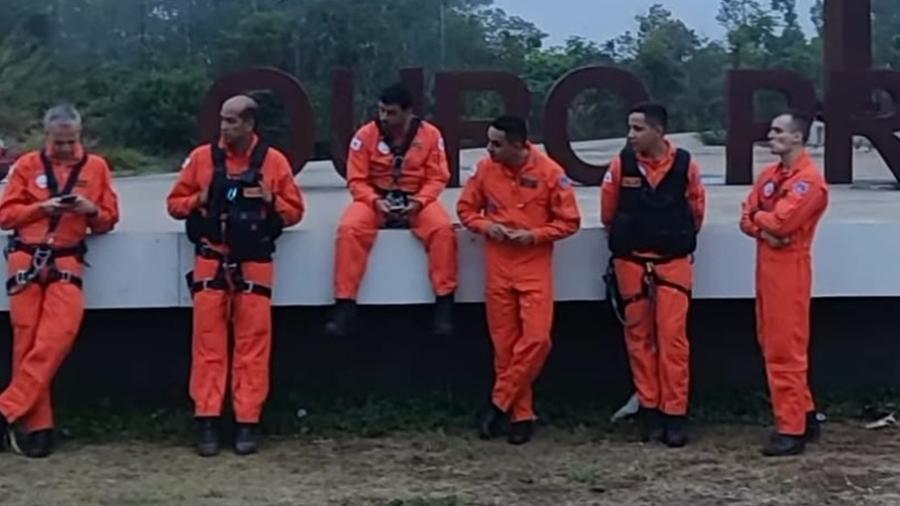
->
335, 120, 457, 299
0, 145, 119, 431
602, 141, 706, 416
167, 136, 304, 423
740, 149, 828, 436
457, 147, 581, 422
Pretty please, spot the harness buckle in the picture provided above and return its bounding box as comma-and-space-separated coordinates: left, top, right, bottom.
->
32, 246, 52, 270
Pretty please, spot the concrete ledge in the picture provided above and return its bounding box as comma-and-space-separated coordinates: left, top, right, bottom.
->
1, 220, 899, 310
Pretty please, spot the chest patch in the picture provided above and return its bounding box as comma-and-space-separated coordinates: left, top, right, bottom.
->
622, 176, 642, 188
518, 176, 539, 189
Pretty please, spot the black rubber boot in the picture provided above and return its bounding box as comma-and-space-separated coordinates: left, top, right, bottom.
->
0, 413, 8, 452
662, 414, 689, 448
804, 411, 821, 443
637, 407, 664, 443
234, 423, 259, 456
507, 421, 534, 445
433, 293, 454, 337
325, 299, 357, 337
477, 403, 508, 440
762, 434, 806, 457
24, 429, 54, 459
195, 417, 220, 457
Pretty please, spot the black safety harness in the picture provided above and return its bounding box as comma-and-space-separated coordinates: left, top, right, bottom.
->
4, 151, 89, 295
376, 118, 422, 229
185, 143, 278, 299
604, 255, 693, 326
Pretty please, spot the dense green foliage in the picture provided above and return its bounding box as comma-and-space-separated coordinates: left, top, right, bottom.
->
0, 0, 897, 171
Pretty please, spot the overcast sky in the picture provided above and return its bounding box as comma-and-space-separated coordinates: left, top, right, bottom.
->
492, 0, 818, 47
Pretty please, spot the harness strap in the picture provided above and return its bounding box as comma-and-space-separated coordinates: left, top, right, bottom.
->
187, 247, 272, 298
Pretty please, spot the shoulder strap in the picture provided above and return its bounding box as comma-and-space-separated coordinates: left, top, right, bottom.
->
211, 145, 227, 176
671, 148, 691, 180
40, 150, 89, 237
378, 117, 423, 184
246, 142, 270, 181
618, 147, 645, 180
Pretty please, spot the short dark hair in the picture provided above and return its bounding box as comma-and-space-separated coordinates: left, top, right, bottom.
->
628, 102, 668, 131
378, 83, 413, 110
782, 110, 814, 143
490, 115, 528, 145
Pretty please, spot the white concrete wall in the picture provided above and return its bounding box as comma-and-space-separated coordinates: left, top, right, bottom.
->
0, 222, 897, 310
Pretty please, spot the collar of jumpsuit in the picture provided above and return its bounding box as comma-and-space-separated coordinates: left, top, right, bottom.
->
217, 134, 260, 173
777, 149, 812, 177
634, 139, 677, 186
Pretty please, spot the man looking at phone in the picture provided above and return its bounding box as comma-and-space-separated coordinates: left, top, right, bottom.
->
0, 104, 120, 458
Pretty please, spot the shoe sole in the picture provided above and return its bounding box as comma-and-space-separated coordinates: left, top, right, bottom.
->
234, 446, 258, 456
761, 446, 805, 457
7, 430, 24, 456
196, 445, 220, 457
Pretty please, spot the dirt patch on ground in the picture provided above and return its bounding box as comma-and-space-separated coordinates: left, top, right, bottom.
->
1, 423, 899, 506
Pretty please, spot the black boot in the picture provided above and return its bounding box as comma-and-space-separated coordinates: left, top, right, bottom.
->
325, 299, 357, 337
762, 434, 806, 457
507, 420, 534, 445
662, 414, 689, 448
195, 418, 220, 457
477, 403, 508, 440
234, 423, 259, 456
637, 407, 664, 443
24, 429, 54, 459
433, 293, 454, 337
0, 413, 8, 452
805, 411, 821, 443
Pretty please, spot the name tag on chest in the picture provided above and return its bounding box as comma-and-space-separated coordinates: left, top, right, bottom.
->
622, 176, 642, 188
518, 176, 539, 189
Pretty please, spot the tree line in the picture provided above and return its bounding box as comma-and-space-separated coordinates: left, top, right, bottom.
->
0, 0, 897, 172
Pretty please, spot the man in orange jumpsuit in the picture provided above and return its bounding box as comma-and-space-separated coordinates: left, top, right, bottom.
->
326, 83, 457, 338
458, 115, 580, 445
740, 111, 828, 457
167, 95, 304, 457
0, 104, 119, 458
602, 103, 706, 448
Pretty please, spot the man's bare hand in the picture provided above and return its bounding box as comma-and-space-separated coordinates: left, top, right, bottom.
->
486, 223, 509, 241
70, 195, 98, 216
403, 200, 423, 216
39, 197, 67, 216
375, 199, 392, 215
761, 230, 790, 249
506, 229, 535, 246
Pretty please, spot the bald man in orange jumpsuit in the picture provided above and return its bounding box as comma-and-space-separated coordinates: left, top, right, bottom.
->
326, 83, 457, 338
458, 115, 580, 445
0, 104, 119, 458
602, 103, 706, 448
168, 95, 304, 457
740, 111, 828, 457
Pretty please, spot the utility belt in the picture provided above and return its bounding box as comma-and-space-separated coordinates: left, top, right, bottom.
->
377, 188, 412, 229
186, 244, 272, 298
4, 237, 87, 295
604, 254, 692, 326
